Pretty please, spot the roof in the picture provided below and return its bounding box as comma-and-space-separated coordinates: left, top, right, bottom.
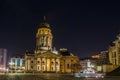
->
59, 50, 73, 56
38, 22, 50, 28
12, 53, 24, 58
25, 51, 34, 54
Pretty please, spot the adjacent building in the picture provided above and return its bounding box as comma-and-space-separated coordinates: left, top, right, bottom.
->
25, 17, 79, 73
108, 34, 120, 66
59, 48, 79, 73
9, 54, 25, 72
99, 50, 109, 65
96, 34, 120, 73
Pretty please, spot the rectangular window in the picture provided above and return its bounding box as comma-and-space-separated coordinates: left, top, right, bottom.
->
67, 64, 70, 69
31, 61, 33, 63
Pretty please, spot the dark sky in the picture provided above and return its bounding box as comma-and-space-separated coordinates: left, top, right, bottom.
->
0, 0, 120, 58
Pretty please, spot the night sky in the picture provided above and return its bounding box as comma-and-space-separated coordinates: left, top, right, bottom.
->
0, 0, 120, 58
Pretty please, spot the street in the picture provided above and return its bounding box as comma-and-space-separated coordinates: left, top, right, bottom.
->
0, 73, 120, 80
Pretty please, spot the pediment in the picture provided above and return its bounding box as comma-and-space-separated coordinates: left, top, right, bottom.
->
37, 51, 61, 58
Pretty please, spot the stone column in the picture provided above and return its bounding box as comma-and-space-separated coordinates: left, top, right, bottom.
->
50, 58, 51, 72
55, 58, 56, 72
41, 57, 43, 72
64, 59, 66, 73
45, 58, 47, 71
46, 37, 48, 47
58, 59, 60, 72
40, 58, 42, 71
34, 58, 37, 71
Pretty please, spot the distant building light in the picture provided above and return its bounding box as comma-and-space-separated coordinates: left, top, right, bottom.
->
9, 62, 15, 65
91, 54, 100, 59
60, 48, 67, 51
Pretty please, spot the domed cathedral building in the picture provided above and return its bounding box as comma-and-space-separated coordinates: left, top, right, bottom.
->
25, 17, 79, 73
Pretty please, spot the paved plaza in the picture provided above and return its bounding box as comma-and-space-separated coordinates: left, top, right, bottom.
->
0, 73, 120, 80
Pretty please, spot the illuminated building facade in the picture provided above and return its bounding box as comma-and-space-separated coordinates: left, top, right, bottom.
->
25, 17, 79, 73
0, 49, 7, 72
9, 54, 25, 72
59, 48, 79, 73
35, 17, 53, 54
90, 51, 110, 72
99, 50, 109, 65
108, 34, 120, 66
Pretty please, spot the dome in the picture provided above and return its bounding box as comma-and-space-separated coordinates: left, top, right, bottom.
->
39, 22, 50, 28
38, 16, 50, 28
